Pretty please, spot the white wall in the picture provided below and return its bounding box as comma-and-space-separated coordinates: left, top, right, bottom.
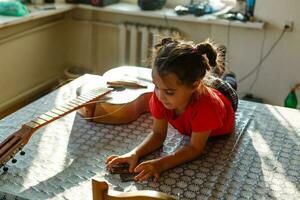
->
230, 0, 300, 105
0, 15, 70, 113
1, 0, 299, 112
118, 0, 300, 106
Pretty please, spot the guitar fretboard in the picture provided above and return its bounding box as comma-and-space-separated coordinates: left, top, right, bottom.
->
24, 87, 112, 129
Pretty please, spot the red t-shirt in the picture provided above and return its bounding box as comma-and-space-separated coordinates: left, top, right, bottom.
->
149, 88, 235, 137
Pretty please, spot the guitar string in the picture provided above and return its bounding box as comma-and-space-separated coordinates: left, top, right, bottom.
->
1, 78, 151, 128
0, 78, 76, 130
30, 78, 76, 118
0, 78, 78, 168
1, 91, 146, 128
78, 100, 131, 120
0, 76, 150, 170
1, 70, 153, 128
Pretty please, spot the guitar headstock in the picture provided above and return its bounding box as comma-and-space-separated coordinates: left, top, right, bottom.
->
0, 125, 34, 171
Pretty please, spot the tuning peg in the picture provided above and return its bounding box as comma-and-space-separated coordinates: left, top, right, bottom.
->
12, 159, 17, 164
3, 166, 8, 172
20, 151, 25, 156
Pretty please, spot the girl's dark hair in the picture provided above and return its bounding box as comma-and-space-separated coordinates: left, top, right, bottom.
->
152, 37, 224, 87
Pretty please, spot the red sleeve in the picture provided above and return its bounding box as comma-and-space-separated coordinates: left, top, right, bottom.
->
149, 92, 165, 119
191, 95, 224, 133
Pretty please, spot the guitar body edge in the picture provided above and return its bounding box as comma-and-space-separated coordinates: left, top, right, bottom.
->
79, 93, 152, 124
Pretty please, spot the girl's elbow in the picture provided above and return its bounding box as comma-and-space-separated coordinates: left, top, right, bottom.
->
153, 131, 167, 142
190, 145, 205, 156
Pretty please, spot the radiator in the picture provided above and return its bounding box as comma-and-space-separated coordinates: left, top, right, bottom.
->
118, 23, 180, 67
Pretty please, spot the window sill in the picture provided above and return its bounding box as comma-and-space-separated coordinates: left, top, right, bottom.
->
78, 3, 265, 29
0, 2, 265, 30
0, 3, 75, 29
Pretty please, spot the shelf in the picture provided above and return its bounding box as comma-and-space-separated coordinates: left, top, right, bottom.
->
0, 3, 265, 30
78, 3, 265, 29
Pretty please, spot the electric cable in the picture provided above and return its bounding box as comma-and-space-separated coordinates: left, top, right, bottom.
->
246, 27, 266, 93
238, 28, 287, 84
163, 10, 170, 29
226, 21, 231, 71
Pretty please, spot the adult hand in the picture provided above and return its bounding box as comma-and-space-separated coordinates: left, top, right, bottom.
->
106, 152, 139, 173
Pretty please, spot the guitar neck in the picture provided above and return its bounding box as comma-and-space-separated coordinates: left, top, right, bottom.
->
24, 87, 112, 135
0, 86, 111, 170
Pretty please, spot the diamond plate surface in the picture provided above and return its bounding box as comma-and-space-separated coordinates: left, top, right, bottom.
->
0, 75, 299, 200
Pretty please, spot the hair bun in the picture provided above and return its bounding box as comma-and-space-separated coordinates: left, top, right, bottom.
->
155, 37, 179, 49
195, 43, 217, 67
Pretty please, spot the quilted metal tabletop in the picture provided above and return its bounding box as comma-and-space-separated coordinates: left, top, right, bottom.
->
0, 75, 299, 200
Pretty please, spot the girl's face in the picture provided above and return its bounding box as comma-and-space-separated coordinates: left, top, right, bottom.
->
152, 69, 198, 114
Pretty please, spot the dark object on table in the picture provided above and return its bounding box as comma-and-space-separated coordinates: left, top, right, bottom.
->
120, 173, 136, 182
108, 163, 136, 182
108, 163, 130, 174
138, 0, 166, 10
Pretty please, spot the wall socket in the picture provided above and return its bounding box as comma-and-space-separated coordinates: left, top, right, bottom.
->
284, 20, 293, 31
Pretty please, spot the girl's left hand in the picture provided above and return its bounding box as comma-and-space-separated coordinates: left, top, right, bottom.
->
134, 159, 162, 182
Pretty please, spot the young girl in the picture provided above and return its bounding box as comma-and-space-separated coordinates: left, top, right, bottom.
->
106, 37, 237, 182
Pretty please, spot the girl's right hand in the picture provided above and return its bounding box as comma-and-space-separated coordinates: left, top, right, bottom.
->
106, 152, 139, 173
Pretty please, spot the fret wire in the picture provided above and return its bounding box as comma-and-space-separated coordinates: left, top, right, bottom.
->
55, 106, 69, 112
88, 90, 100, 96
44, 111, 60, 118
66, 102, 79, 108
71, 99, 86, 105
81, 94, 95, 100
38, 114, 53, 122
84, 91, 98, 96
31, 118, 47, 125
78, 96, 90, 102
58, 105, 73, 111
64, 103, 76, 109
87, 92, 99, 99
51, 108, 65, 115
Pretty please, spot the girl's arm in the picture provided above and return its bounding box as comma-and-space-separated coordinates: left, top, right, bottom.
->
106, 118, 168, 172
132, 118, 168, 157
134, 130, 210, 181
157, 130, 210, 172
